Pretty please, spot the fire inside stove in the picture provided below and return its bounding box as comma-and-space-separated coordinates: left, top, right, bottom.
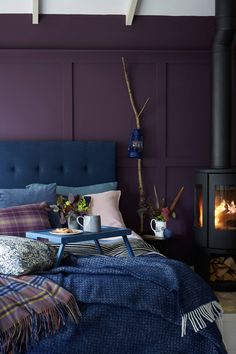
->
195, 185, 203, 228
215, 185, 236, 230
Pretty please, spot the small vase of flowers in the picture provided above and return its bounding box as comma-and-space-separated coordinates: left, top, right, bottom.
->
51, 194, 90, 229
148, 185, 184, 238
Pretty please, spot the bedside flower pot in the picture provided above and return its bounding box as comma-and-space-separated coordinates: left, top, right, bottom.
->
150, 219, 167, 238
163, 228, 173, 239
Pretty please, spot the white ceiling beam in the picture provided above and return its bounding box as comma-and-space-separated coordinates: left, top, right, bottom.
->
32, 0, 39, 24
0, 0, 215, 17
136, 0, 214, 16
40, 0, 127, 15
126, 0, 138, 26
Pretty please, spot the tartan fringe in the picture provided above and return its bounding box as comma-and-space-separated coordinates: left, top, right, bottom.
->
0, 296, 81, 354
181, 300, 223, 337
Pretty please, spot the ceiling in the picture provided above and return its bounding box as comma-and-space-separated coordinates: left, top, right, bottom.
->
0, 0, 215, 25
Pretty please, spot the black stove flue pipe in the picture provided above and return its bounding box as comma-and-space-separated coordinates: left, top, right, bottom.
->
212, 0, 236, 169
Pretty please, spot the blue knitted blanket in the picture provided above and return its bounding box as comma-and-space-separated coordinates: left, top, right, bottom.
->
23, 255, 226, 354
47, 255, 223, 336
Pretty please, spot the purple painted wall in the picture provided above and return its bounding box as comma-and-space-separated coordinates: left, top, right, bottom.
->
0, 14, 219, 263
0, 15, 214, 50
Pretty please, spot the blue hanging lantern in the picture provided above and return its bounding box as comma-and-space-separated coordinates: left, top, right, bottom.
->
128, 128, 143, 158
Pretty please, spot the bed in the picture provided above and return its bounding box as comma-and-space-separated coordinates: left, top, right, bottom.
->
0, 141, 227, 354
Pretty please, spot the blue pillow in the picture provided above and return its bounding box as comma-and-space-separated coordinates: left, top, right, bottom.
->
56, 181, 118, 196
24, 183, 59, 228
0, 183, 56, 208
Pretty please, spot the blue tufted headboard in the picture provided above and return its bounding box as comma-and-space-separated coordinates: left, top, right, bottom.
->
0, 141, 116, 188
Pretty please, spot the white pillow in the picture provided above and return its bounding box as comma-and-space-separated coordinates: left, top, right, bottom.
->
87, 190, 125, 228
87, 190, 141, 240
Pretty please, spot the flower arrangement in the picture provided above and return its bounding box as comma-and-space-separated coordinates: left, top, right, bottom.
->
51, 194, 90, 225
147, 185, 184, 222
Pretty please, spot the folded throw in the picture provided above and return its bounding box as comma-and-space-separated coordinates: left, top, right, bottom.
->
0, 274, 81, 354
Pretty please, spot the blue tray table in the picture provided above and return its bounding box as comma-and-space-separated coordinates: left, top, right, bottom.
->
26, 226, 134, 267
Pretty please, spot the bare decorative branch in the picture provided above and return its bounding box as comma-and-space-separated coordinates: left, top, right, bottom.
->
137, 97, 150, 119
153, 185, 160, 210
122, 57, 150, 234
169, 186, 185, 212
137, 159, 147, 233
122, 57, 140, 128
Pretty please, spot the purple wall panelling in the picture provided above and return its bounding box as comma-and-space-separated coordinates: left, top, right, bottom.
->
0, 14, 218, 263
0, 58, 72, 140
166, 61, 211, 161
0, 15, 214, 50
0, 50, 212, 263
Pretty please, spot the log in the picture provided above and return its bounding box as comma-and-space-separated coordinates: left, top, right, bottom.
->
223, 256, 234, 267
210, 273, 217, 282
223, 272, 234, 281
209, 256, 236, 282
216, 266, 229, 278
224, 256, 236, 271
209, 264, 214, 274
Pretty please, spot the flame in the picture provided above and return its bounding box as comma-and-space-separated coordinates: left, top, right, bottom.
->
215, 199, 236, 229
199, 199, 203, 227
195, 195, 203, 228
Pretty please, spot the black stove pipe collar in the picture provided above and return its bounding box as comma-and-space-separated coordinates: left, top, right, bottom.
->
212, 0, 236, 169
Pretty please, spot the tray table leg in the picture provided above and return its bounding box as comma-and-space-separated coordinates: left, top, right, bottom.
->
94, 239, 104, 255
122, 236, 135, 257
55, 244, 66, 267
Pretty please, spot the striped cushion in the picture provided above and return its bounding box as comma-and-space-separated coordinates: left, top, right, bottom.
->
0, 203, 51, 237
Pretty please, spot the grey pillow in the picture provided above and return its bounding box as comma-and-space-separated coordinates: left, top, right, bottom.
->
0, 236, 56, 276
26, 182, 117, 196
56, 181, 118, 196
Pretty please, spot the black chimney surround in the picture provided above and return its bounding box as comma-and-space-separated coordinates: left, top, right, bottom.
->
194, 0, 236, 291
212, 0, 236, 169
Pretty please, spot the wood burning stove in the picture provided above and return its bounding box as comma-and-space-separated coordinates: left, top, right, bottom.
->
195, 169, 236, 249
194, 0, 236, 291
194, 169, 236, 289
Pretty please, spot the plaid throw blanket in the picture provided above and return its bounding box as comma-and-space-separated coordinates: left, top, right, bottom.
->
0, 274, 81, 354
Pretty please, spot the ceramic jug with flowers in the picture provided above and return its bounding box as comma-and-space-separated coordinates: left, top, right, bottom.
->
148, 185, 184, 238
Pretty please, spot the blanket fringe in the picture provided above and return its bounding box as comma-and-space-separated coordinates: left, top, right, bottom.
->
0, 298, 81, 354
181, 300, 223, 337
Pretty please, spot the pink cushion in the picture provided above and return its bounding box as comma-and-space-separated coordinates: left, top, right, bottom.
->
87, 190, 126, 228
0, 203, 51, 236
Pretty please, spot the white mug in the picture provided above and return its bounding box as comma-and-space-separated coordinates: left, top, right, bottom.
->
150, 219, 166, 238
77, 215, 101, 233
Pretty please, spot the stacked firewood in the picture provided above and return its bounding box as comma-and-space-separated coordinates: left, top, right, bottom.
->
210, 256, 236, 282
